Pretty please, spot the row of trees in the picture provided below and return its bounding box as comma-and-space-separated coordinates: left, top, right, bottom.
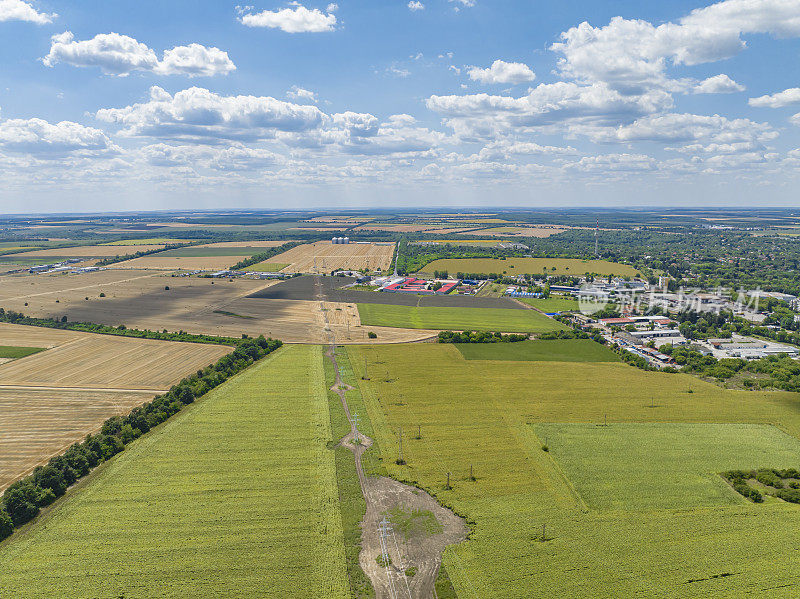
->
0, 308, 241, 346
722, 471, 764, 503
437, 330, 528, 343
0, 335, 282, 542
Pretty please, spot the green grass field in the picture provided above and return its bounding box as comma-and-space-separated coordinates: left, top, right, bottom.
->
347, 343, 800, 598
536, 423, 800, 511
0, 345, 349, 599
0, 346, 46, 359
357, 304, 566, 333
248, 261, 289, 272
417, 257, 640, 277
518, 295, 579, 312
455, 339, 620, 362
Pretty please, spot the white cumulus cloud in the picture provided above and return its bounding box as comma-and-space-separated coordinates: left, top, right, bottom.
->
96, 86, 326, 142
693, 74, 744, 94
239, 4, 337, 33
0, 118, 116, 157
408, 1, 424, 11
43, 32, 235, 77
585, 113, 776, 145
0, 0, 55, 24
749, 87, 800, 108
467, 60, 536, 85
552, 0, 800, 93
287, 86, 319, 103
155, 43, 236, 77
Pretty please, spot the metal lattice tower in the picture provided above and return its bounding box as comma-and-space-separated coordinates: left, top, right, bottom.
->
353, 412, 360, 444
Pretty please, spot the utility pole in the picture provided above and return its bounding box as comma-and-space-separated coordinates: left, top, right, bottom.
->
446, 471, 451, 490
416, 424, 421, 439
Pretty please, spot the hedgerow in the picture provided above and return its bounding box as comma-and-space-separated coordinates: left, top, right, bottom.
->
228, 241, 302, 270
437, 330, 528, 343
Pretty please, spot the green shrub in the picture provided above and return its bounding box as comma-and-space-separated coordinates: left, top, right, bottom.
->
0, 507, 12, 541
776, 489, 800, 504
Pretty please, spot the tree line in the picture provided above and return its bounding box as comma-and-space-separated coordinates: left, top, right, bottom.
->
228, 242, 303, 270
437, 330, 528, 344
0, 335, 282, 543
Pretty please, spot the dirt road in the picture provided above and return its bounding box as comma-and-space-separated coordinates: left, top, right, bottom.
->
321, 275, 467, 598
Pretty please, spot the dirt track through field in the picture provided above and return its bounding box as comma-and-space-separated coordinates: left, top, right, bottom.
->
321, 275, 467, 598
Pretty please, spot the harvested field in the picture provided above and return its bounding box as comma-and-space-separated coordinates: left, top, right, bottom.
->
290, 226, 349, 232
418, 257, 641, 277
0, 323, 83, 347
0, 271, 431, 344
110, 242, 290, 270
102, 238, 195, 246
114, 250, 259, 270
112, 257, 259, 270
353, 224, 453, 233
0, 269, 175, 308
0, 334, 230, 391
0, 346, 351, 599
0, 322, 231, 491
193, 240, 290, 249
464, 226, 568, 237
3, 245, 166, 259
0, 388, 153, 491
269, 241, 394, 273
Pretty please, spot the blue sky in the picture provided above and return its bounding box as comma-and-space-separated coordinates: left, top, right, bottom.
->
2, 0, 800, 213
